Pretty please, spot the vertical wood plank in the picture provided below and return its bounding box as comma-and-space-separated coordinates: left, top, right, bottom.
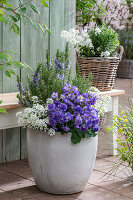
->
20, 128, 27, 159
2, 1, 21, 163
50, 0, 65, 57
0, 21, 3, 93
64, 0, 76, 76
21, 1, 50, 84
0, 131, 2, 163
2, 128, 20, 163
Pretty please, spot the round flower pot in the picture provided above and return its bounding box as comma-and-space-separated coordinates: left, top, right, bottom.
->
117, 59, 133, 78
27, 128, 98, 194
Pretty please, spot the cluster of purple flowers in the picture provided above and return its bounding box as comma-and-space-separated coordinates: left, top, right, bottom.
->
48, 85, 100, 134
32, 72, 40, 86
16, 82, 25, 95
55, 58, 70, 71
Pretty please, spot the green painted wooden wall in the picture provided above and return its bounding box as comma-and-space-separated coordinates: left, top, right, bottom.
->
0, 0, 76, 163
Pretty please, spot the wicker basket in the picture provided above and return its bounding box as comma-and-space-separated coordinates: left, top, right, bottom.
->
77, 46, 124, 91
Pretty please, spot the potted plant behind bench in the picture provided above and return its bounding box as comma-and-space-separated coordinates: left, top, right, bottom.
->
117, 29, 133, 78
61, 25, 123, 92
16, 45, 107, 194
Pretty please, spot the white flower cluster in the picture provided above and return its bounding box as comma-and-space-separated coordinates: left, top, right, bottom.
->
61, 28, 94, 53
89, 87, 111, 116
88, 0, 129, 30
16, 96, 55, 136
101, 51, 110, 57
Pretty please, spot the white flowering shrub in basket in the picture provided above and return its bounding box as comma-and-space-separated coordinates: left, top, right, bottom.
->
61, 25, 124, 91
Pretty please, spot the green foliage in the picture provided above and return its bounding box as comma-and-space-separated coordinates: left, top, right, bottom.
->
80, 25, 119, 57
76, 0, 106, 28
119, 29, 133, 59
72, 73, 92, 94
0, 0, 51, 78
17, 43, 92, 108
107, 104, 133, 172
17, 44, 72, 107
0, 100, 7, 114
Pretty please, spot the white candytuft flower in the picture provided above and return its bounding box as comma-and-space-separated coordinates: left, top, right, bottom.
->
48, 128, 56, 136
16, 97, 51, 134
101, 51, 110, 57
95, 27, 101, 35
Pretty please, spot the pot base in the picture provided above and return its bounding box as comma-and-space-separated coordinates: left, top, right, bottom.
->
27, 128, 98, 194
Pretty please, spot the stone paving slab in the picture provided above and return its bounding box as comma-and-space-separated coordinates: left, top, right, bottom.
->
0, 157, 132, 200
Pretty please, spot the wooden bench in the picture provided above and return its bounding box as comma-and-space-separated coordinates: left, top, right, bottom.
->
0, 89, 125, 156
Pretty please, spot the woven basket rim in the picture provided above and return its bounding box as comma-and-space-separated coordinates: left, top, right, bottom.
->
77, 55, 120, 61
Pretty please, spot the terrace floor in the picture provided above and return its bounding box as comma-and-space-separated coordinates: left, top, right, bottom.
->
0, 156, 133, 200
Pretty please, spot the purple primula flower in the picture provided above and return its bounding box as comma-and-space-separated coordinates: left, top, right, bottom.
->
62, 84, 71, 93
93, 117, 100, 125
68, 93, 76, 101
75, 95, 84, 104
61, 126, 70, 132
65, 112, 73, 122
90, 108, 98, 118
92, 125, 99, 132
86, 119, 93, 128
56, 111, 65, 124
54, 101, 60, 106
80, 123, 88, 132
70, 102, 75, 109
49, 119, 56, 127
71, 86, 79, 94
75, 114, 83, 126
58, 103, 67, 112
60, 94, 66, 100
82, 93, 88, 98
74, 105, 83, 113
48, 103, 56, 111
51, 92, 58, 99
82, 113, 90, 121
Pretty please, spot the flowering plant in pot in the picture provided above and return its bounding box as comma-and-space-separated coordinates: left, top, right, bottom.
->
61, 25, 123, 91
16, 45, 108, 194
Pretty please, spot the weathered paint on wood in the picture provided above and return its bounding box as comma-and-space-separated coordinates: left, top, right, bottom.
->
50, 0, 65, 57
2, 128, 20, 163
20, 128, 27, 159
64, 0, 76, 76
0, 0, 76, 163
0, 131, 2, 163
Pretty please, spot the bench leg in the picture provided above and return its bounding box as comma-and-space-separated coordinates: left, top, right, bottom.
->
108, 96, 119, 156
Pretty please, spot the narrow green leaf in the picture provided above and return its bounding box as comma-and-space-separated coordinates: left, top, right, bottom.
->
0, 107, 7, 114
0, 8, 5, 15
30, 18, 37, 30
40, 0, 48, 7
10, 23, 20, 35
19, 7, 26, 13
8, 68, 16, 75
0, 14, 5, 22
30, 3, 40, 14
0, 52, 9, 60
38, 23, 46, 37
5, 70, 11, 78
20, 62, 31, 69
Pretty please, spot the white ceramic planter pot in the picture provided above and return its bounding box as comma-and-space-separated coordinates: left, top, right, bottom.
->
27, 128, 98, 194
